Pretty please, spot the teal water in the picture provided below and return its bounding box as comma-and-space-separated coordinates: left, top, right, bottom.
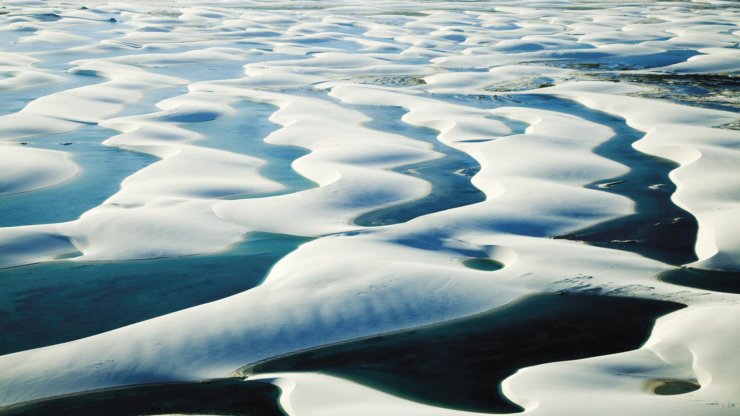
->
0, 124, 156, 227
653, 380, 701, 395
241, 293, 684, 413
0, 378, 284, 416
543, 49, 698, 71
0, 232, 310, 355
0, 72, 98, 117
186, 99, 316, 198
516, 95, 698, 265
463, 258, 504, 271
433, 93, 698, 265
349, 104, 487, 226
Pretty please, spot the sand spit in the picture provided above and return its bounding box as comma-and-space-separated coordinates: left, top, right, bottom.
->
0, 1, 738, 415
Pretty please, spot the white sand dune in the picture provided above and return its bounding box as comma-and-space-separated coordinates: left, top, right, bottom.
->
0, 225, 78, 268
531, 81, 740, 271
0, 0, 738, 415
251, 372, 489, 416
0, 145, 77, 196
210, 88, 440, 236
504, 303, 740, 416
0, 52, 64, 91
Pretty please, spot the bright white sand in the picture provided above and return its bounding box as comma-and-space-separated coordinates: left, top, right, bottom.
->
0, 0, 738, 414
250, 372, 489, 416
0, 145, 78, 196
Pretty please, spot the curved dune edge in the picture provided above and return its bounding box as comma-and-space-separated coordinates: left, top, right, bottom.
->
1, 83, 736, 408
0, 145, 78, 197
0, 53, 64, 92
501, 302, 740, 416
208, 87, 442, 237
0, 53, 73, 195
0, 87, 719, 405
251, 372, 488, 416
529, 81, 740, 272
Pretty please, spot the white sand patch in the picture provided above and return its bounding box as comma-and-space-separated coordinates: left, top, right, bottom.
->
0, 57, 193, 241
2, 221, 703, 406
534, 81, 740, 271
106, 47, 256, 67
423, 65, 570, 92
0, 145, 78, 196
189, 87, 442, 236
62, 201, 250, 261
0, 52, 64, 91
502, 302, 740, 416
19, 29, 87, 43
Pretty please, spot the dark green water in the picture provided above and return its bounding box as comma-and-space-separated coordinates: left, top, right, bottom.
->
658, 267, 740, 294
0, 378, 284, 416
463, 258, 504, 271
653, 380, 700, 395
0, 125, 156, 227
0, 232, 310, 355
594, 73, 739, 113
349, 105, 487, 226
544, 49, 698, 72
186, 99, 316, 198
525, 95, 699, 266
240, 293, 684, 413
434, 93, 699, 265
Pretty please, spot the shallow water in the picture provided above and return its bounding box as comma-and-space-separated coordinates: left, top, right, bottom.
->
652, 380, 701, 395
595, 73, 740, 113
350, 104, 487, 226
0, 378, 284, 416
186, 99, 316, 197
0, 72, 99, 117
546, 49, 699, 71
432, 93, 699, 265
522, 95, 699, 266
462, 257, 504, 271
0, 125, 156, 227
0, 232, 310, 355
